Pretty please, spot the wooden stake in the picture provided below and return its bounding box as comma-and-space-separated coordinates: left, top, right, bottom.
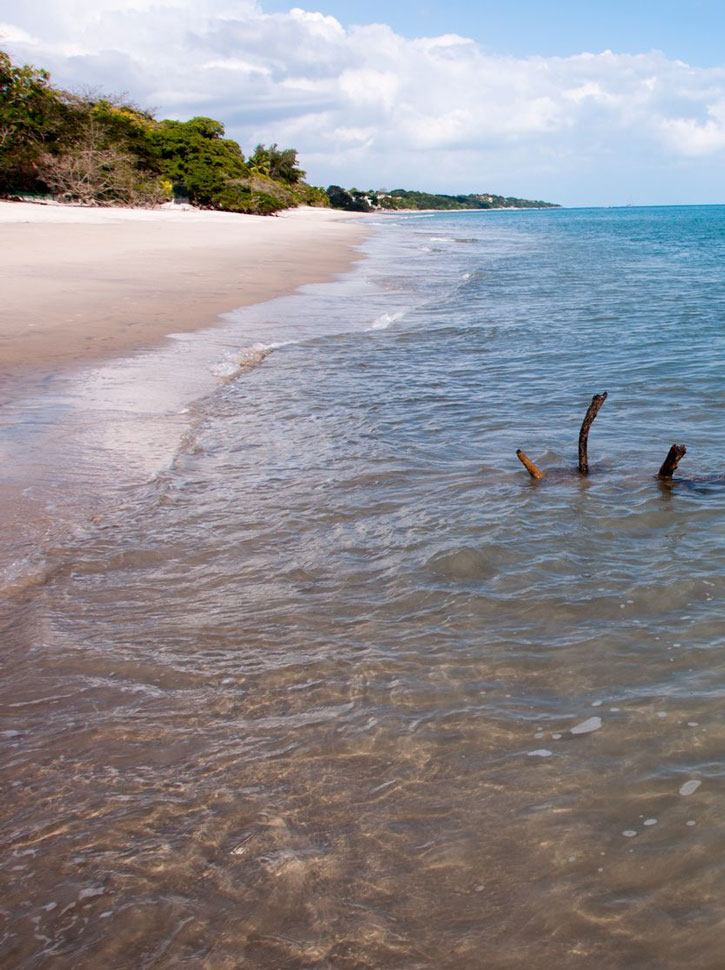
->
658, 443, 686, 479
577, 392, 608, 476
516, 448, 545, 480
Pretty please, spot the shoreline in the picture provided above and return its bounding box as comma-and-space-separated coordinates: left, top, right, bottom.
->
0, 202, 370, 377
0, 201, 373, 590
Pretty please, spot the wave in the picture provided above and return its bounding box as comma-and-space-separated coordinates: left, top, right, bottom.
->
211, 341, 289, 381
368, 310, 406, 331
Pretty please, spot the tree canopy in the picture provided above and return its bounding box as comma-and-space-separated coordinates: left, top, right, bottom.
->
0, 50, 326, 214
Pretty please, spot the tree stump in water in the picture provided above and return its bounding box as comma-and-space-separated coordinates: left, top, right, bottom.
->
515, 394, 694, 484
516, 392, 608, 480
658, 443, 687, 479
578, 392, 607, 476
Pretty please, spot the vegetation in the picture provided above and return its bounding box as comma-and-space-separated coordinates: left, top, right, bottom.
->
1, 49, 558, 216
0, 50, 327, 214
326, 186, 559, 211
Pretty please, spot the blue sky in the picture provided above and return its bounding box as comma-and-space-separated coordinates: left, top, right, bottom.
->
264, 0, 725, 67
2, 0, 725, 206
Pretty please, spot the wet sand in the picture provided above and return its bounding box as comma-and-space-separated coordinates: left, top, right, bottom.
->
0, 201, 370, 588
0, 202, 369, 374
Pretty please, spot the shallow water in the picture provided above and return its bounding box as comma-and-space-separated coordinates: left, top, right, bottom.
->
3, 206, 725, 969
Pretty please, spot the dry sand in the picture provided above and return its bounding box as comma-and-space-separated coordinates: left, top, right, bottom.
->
0, 201, 369, 373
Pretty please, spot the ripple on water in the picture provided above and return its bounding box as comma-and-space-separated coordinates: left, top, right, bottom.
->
5, 205, 725, 969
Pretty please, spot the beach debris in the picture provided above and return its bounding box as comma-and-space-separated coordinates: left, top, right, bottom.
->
658, 443, 687, 479
516, 448, 545, 480
515, 391, 608, 479
643, 818, 658, 826
622, 830, 638, 838
514, 392, 695, 483
570, 716, 602, 735
578, 392, 608, 475
679, 779, 701, 797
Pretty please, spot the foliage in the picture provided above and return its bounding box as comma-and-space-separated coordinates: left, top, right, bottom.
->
1, 50, 557, 216
212, 174, 294, 214
39, 116, 166, 206
293, 182, 329, 207
326, 185, 372, 212
0, 51, 329, 214
213, 183, 285, 215
326, 185, 558, 211
375, 189, 559, 210
150, 117, 247, 207
0, 50, 66, 193
248, 143, 305, 184
89, 99, 159, 171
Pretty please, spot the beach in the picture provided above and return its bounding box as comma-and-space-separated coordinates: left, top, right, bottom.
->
0, 201, 370, 591
3, 204, 725, 969
0, 202, 368, 373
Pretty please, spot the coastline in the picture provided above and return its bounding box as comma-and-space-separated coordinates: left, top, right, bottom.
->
0, 202, 372, 590
0, 202, 370, 375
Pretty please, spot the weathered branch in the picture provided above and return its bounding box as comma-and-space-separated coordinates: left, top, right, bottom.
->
516, 449, 545, 480
657, 443, 686, 479
578, 392, 608, 476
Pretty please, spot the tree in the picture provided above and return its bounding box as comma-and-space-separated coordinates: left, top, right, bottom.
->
0, 50, 328, 215
151, 116, 248, 206
0, 50, 65, 193
39, 115, 165, 206
326, 185, 371, 212
248, 143, 305, 184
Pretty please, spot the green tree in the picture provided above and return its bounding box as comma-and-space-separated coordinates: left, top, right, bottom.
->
248, 143, 305, 184
151, 116, 248, 206
0, 50, 65, 193
326, 185, 371, 212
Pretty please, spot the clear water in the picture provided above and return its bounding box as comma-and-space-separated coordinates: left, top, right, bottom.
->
3, 206, 725, 969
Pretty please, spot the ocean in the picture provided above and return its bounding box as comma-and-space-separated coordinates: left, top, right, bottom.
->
3, 205, 725, 968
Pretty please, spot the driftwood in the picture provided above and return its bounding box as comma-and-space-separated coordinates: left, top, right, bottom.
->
658, 443, 686, 479
516, 393, 692, 483
516, 449, 545, 480
578, 392, 608, 475
516, 392, 608, 480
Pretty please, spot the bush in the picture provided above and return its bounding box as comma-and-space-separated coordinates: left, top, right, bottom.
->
212, 181, 287, 215
294, 183, 330, 207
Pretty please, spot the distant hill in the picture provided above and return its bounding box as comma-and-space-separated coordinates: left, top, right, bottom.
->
327, 186, 559, 212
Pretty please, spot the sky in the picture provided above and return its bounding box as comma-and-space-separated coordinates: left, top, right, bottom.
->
2, 0, 725, 206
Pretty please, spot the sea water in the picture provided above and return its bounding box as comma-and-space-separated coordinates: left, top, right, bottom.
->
3, 206, 725, 969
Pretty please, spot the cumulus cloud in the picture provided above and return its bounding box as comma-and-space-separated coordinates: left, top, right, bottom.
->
3, 0, 725, 202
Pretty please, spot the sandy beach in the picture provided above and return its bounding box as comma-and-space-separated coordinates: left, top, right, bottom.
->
0, 201, 370, 587
0, 202, 369, 373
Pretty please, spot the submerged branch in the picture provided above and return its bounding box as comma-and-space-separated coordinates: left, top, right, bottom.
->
578, 392, 608, 476
516, 449, 545, 480
658, 443, 687, 479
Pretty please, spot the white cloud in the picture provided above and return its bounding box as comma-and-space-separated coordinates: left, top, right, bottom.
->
659, 100, 725, 155
3, 0, 725, 202
0, 22, 38, 44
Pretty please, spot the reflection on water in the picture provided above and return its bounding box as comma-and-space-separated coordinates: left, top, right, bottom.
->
3, 207, 725, 969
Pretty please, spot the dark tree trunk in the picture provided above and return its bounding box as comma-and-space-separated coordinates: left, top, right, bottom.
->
578, 392, 608, 476
658, 443, 686, 479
